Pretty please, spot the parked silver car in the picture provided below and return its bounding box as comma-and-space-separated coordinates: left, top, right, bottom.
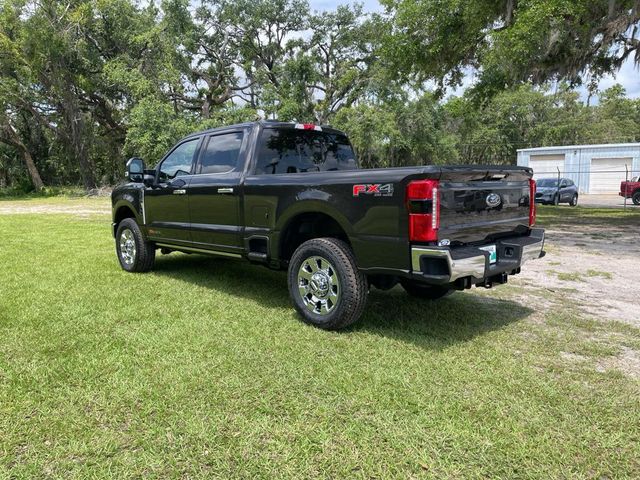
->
535, 178, 579, 206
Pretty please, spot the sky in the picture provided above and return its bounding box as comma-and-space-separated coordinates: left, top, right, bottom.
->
309, 0, 640, 103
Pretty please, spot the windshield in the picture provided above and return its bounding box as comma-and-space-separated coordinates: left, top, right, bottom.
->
537, 178, 559, 187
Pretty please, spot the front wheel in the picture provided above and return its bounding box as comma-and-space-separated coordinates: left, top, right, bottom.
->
116, 218, 155, 272
400, 280, 454, 300
288, 238, 368, 330
570, 194, 578, 207
633, 191, 640, 206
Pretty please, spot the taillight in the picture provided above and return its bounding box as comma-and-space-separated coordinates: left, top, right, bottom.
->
406, 179, 440, 242
529, 179, 536, 227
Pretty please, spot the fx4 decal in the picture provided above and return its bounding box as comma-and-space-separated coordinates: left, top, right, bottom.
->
352, 183, 394, 197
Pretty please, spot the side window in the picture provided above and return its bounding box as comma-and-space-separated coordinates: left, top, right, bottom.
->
159, 139, 198, 181
198, 132, 244, 174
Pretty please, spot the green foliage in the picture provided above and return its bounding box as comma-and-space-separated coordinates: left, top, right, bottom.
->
383, 0, 640, 96
0, 0, 639, 190
125, 98, 257, 165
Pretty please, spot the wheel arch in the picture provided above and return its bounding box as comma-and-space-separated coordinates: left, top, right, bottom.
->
112, 199, 141, 236
276, 203, 354, 263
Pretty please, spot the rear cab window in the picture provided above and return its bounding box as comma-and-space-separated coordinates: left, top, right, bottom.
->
254, 127, 357, 175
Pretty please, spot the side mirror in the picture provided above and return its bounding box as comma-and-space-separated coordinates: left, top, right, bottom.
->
143, 173, 155, 187
125, 157, 145, 182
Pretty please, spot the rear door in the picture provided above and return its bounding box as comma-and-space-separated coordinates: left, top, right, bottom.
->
188, 130, 246, 254
145, 137, 200, 244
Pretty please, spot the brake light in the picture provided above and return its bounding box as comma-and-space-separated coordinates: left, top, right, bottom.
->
529, 179, 536, 227
295, 123, 322, 131
406, 179, 440, 242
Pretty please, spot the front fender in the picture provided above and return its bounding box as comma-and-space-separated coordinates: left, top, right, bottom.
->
111, 187, 144, 236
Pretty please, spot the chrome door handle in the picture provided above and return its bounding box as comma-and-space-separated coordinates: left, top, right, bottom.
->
217, 187, 234, 194
173, 189, 187, 195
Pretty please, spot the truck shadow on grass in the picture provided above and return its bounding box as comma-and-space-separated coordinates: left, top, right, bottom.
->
152, 254, 534, 348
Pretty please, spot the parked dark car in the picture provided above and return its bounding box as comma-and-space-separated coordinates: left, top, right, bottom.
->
111, 121, 545, 330
535, 178, 579, 206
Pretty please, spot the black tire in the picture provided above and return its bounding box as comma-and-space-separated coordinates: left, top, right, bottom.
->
400, 280, 454, 300
553, 194, 560, 206
570, 194, 578, 207
633, 191, 640, 206
288, 237, 368, 330
115, 218, 155, 272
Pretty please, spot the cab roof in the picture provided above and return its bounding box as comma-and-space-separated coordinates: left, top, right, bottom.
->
181, 120, 346, 142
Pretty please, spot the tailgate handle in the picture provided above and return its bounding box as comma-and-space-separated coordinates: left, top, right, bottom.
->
218, 187, 234, 194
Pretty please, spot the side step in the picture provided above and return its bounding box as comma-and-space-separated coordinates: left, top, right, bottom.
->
247, 252, 268, 262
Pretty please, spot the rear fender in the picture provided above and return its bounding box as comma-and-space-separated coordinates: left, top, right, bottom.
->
273, 198, 354, 259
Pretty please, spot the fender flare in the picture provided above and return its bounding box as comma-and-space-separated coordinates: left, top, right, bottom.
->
273, 198, 355, 260
112, 195, 143, 237
276, 199, 354, 237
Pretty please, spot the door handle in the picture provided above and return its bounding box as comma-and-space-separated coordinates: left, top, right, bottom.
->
217, 187, 234, 194
173, 189, 187, 195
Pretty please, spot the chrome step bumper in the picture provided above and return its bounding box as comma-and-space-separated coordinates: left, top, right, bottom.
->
411, 228, 545, 283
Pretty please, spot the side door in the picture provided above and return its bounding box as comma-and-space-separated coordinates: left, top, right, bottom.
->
559, 179, 570, 201
145, 137, 201, 245
188, 130, 246, 254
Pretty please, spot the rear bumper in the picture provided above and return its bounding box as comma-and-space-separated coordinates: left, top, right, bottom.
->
410, 228, 545, 285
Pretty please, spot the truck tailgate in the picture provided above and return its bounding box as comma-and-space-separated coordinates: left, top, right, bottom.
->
437, 169, 532, 245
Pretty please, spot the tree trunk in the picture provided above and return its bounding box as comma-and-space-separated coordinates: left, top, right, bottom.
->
0, 122, 44, 191
21, 145, 44, 191
62, 87, 97, 190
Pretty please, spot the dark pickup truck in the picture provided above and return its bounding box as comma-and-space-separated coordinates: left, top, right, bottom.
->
112, 121, 545, 330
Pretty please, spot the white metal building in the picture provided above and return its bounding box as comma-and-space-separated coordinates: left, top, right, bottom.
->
517, 143, 640, 194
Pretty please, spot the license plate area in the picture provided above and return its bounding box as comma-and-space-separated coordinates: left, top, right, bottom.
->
479, 244, 497, 264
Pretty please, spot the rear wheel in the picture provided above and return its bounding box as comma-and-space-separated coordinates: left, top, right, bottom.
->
633, 191, 640, 205
400, 280, 454, 300
116, 218, 155, 272
288, 237, 368, 330
570, 194, 578, 207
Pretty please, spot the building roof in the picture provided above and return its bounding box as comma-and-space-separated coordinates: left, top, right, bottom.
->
517, 143, 640, 153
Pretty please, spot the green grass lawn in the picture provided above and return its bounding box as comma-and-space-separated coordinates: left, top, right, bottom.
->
1, 202, 639, 478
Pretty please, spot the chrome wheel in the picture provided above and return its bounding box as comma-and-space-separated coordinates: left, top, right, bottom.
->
119, 228, 136, 266
297, 255, 340, 315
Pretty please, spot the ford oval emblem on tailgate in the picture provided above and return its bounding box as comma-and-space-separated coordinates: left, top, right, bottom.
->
486, 193, 502, 208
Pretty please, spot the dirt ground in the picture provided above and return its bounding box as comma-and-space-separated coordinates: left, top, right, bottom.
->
512, 213, 639, 327
0, 197, 110, 216
579, 193, 640, 209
